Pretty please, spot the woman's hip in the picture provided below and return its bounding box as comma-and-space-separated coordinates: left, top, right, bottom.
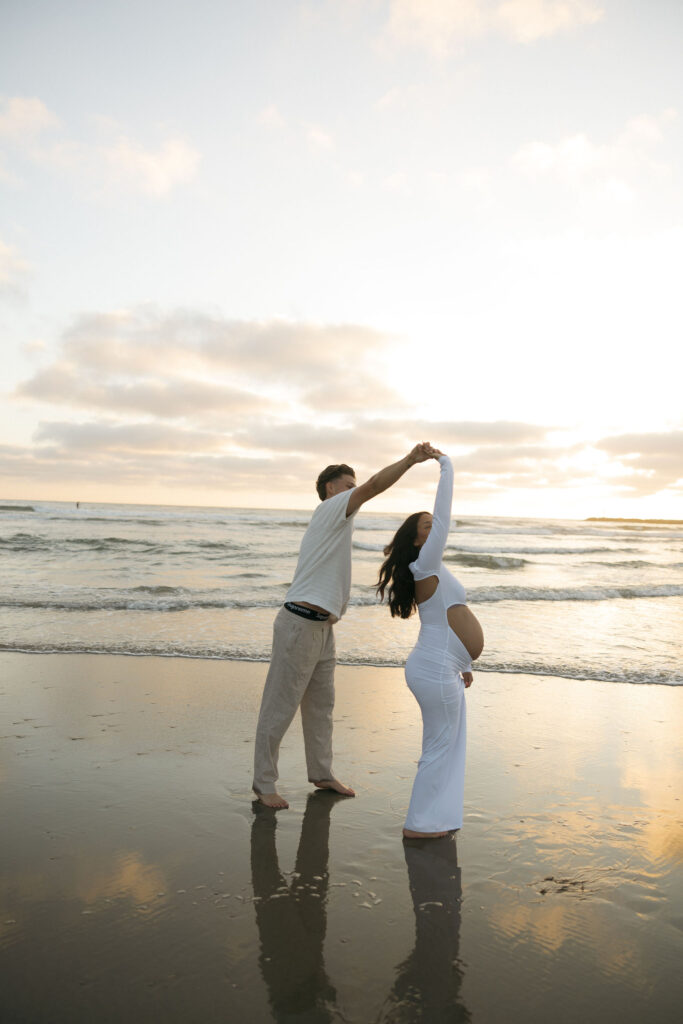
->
406, 642, 467, 677
405, 648, 465, 703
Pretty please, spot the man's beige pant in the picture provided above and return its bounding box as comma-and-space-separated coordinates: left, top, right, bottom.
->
253, 606, 336, 794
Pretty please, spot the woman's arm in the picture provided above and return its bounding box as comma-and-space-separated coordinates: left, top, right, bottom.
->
414, 455, 453, 574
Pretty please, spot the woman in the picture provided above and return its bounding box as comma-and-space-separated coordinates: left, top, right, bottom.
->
377, 450, 484, 838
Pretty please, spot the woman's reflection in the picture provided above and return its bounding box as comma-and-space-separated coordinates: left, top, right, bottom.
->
379, 836, 470, 1023
250, 791, 344, 1022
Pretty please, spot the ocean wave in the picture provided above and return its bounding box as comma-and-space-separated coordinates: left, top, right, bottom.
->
586, 559, 682, 569
0, 531, 642, 562
451, 524, 563, 537
465, 584, 683, 603
1, 641, 679, 686
351, 540, 529, 563
353, 540, 385, 552
0, 594, 282, 612
217, 517, 308, 529
0, 532, 166, 553
4, 581, 680, 613
76, 516, 167, 526
353, 540, 624, 560
38, 514, 169, 525
444, 552, 527, 569
352, 541, 531, 566
0, 532, 254, 558
0, 532, 48, 550
450, 544, 636, 555
189, 539, 245, 551
129, 585, 188, 595
356, 585, 683, 606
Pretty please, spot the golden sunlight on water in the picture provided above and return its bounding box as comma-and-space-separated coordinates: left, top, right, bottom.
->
76, 851, 168, 908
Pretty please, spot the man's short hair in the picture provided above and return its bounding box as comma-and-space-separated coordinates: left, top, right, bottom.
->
316, 464, 355, 501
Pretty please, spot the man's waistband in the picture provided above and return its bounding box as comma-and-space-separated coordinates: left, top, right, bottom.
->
284, 601, 330, 622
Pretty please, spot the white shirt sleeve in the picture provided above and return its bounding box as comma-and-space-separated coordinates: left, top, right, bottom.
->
322, 488, 355, 526
412, 455, 453, 578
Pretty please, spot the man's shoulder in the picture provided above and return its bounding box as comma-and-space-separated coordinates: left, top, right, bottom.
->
309, 490, 353, 528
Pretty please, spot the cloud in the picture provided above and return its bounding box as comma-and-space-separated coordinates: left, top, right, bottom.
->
595, 430, 683, 495
97, 136, 200, 197
306, 124, 334, 151
46, 134, 201, 199
5, 412, 682, 507
16, 307, 402, 420
0, 96, 60, 142
235, 421, 359, 458
0, 96, 200, 198
19, 364, 270, 419
0, 424, 609, 500
257, 104, 287, 129
0, 239, 31, 295
512, 110, 676, 200
12, 303, 570, 497
12, 304, 682, 506
496, 0, 603, 43
58, 308, 387, 379
372, 419, 552, 446
34, 420, 229, 453
0, 438, 305, 492
257, 102, 336, 157
382, 171, 412, 196
384, 0, 603, 55
376, 87, 404, 111
598, 431, 683, 458
450, 442, 572, 475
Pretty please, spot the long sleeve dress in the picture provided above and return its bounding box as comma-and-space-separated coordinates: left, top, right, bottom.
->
404, 455, 471, 833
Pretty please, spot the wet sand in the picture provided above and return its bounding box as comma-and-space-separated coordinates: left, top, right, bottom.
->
0, 651, 681, 1022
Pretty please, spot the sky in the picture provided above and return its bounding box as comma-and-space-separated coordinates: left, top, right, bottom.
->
1, 0, 681, 517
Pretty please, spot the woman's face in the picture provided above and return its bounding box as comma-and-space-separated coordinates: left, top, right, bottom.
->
414, 513, 432, 548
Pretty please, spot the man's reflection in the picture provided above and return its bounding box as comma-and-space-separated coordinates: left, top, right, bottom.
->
379, 836, 470, 1023
251, 791, 343, 1022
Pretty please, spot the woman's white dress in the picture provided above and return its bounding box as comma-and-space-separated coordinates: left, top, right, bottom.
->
404, 455, 471, 833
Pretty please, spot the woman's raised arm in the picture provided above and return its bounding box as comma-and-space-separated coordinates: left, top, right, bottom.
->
413, 455, 453, 575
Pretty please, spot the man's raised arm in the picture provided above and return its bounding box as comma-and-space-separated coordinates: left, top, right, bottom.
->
346, 443, 436, 517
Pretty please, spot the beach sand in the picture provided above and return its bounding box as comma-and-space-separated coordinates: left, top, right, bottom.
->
1, 652, 681, 1022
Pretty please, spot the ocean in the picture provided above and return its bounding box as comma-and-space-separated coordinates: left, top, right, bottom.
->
1, 500, 681, 686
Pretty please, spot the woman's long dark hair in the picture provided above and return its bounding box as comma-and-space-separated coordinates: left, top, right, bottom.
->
376, 512, 426, 619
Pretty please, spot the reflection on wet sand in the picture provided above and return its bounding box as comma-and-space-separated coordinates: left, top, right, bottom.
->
251, 791, 344, 1022
378, 836, 470, 1023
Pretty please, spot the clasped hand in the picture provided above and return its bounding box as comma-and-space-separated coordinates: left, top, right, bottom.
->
411, 441, 443, 463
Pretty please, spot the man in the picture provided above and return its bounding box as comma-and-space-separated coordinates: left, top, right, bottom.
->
253, 443, 436, 808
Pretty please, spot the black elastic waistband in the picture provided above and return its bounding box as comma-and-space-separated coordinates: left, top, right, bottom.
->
284, 601, 330, 621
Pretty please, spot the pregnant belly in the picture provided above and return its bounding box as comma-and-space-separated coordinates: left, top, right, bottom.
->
447, 605, 484, 661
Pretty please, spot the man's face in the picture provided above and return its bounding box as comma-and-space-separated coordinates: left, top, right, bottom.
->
326, 473, 356, 498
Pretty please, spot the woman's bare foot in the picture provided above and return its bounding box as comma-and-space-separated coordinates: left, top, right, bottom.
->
312, 778, 355, 797
256, 791, 289, 809
402, 828, 449, 839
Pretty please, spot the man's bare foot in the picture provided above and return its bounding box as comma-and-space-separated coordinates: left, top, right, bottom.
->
402, 828, 449, 839
255, 791, 289, 809
312, 778, 355, 797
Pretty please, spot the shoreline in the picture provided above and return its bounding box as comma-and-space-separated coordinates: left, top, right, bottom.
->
1, 652, 681, 1022
0, 645, 679, 688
